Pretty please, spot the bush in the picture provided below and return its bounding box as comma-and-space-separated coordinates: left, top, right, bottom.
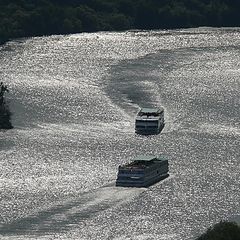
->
196, 221, 240, 240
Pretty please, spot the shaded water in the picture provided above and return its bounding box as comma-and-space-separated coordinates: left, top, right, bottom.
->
0, 28, 239, 239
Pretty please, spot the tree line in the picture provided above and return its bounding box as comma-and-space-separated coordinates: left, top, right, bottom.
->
1, 0, 240, 43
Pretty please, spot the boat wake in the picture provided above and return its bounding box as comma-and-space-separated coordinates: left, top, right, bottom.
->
113, 233, 178, 240
0, 185, 145, 236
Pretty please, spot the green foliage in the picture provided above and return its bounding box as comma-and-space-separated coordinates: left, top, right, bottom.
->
196, 221, 240, 240
0, 0, 240, 43
105, 13, 133, 30
75, 5, 100, 31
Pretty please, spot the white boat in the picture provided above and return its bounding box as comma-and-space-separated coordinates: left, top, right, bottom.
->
135, 107, 164, 135
116, 155, 169, 187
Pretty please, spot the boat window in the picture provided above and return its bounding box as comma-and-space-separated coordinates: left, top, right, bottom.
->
139, 112, 160, 117
136, 126, 145, 129
136, 120, 158, 124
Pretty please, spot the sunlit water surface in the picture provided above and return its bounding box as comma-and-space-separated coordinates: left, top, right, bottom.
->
0, 28, 239, 239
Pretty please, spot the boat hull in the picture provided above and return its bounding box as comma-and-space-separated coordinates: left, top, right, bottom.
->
116, 173, 169, 188
135, 123, 165, 135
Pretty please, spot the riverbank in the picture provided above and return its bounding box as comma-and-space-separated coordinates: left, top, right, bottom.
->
0, 84, 13, 129
0, 104, 13, 129
0, 39, 8, 45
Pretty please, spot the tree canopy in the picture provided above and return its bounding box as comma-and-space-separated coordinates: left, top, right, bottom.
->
196, 221, 240, 240
1, 0, 240, 43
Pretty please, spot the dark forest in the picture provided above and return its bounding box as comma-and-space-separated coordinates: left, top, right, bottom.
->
1, 0, 240, 43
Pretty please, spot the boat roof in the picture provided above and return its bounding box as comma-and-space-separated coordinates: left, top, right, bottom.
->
119, 155, 169, 169
133, 155, 157, 161
132, 155, 168, 162
140, 107, 164, 113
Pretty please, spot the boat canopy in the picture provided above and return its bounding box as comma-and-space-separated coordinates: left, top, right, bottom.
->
140, 107, 164, 114
132, 155, 158, 162
132, 155, 168, 162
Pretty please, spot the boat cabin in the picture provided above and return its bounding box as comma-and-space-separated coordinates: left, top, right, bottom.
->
135, 107, 165, 134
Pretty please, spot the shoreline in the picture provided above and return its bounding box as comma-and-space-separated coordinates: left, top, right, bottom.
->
0, 39, 9, 46
0, 26, 237, 47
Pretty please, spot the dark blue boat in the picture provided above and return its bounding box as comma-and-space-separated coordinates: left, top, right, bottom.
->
116, 155, 169, 187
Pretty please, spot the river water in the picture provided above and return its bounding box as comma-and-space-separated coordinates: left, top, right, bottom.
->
0, 28, 239, 240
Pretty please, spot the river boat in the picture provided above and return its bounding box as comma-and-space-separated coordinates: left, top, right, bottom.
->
135, 107, 164, 135
116, 155, 169, 187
